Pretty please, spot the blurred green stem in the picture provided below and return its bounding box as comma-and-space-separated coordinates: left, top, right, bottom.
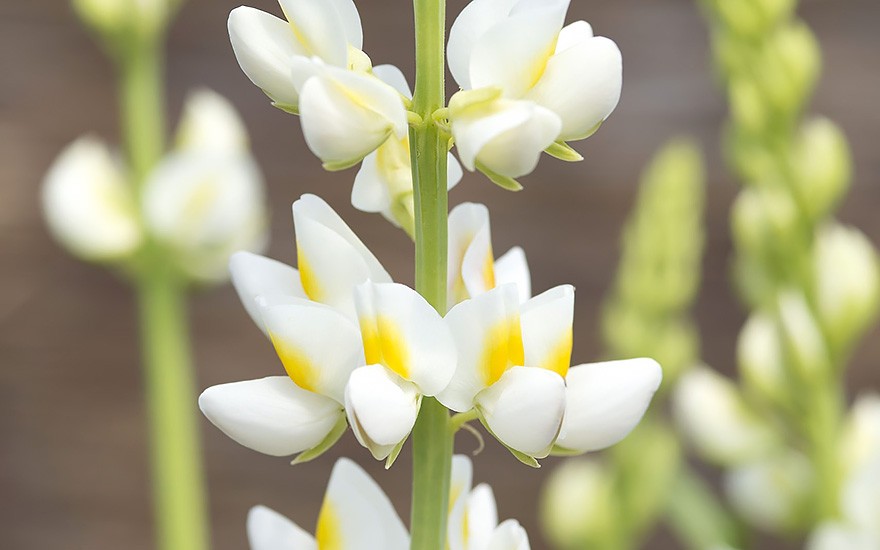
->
804, 377, 844, 520
120, 33, 209, 550
409, 0, 452, 548
666, 468, 742, 550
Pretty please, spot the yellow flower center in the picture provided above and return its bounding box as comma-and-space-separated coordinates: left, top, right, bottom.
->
315, 500, 342, 550
297, 245, 323, 302
481, 316, 525, 386
361, 315, 410, 379
269, 333, 320, 393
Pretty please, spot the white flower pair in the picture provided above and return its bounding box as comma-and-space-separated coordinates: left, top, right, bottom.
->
199, 195, 661, 465
247, 455, 530, 549
42, 89, 267, 282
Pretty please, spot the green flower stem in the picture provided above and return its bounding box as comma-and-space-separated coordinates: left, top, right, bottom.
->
409, 0, 453, 548
665, 468, 743, 550
120, 33, 209, 550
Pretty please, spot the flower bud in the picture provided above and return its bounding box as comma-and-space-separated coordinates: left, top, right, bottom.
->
674, 367, 777, 466
737, 311, 787, 405
792, 118, 851, 222
42, 137, 142, 262
840, 394, 880, 477
731, 185, 800, 262
73, 0, 179, 38
175, 88, 249, 154
541, 459, 615, 548
776, 290, 831, 379
708, 0, 795, 38
724, 451, 813, 534
813, 224, 880, 352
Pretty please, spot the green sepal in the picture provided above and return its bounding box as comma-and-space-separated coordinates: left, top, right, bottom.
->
384, 438, 407, 470
545, 141, 584, 162
548, 444, 584, 457
476, 161, 523, 192
271, 101, 299, 116
290, 414, 347, 466
322, 157, 364, 172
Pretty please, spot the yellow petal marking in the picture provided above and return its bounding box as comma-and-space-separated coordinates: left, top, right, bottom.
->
481, 316, 525, 386
482, 249, 496, 291
542, 330, 573, 378
526, 36, 559, 90
269, 331, 320, 393
315, 499, 343, 550
360, 315, 410, 380
297, 244, 323, 302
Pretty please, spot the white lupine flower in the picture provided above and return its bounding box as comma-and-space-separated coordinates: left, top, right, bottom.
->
229, 194, 392, 328
813, 224, 880, 349
42, 137, 143, 261
228, 0, 364, 109
291, 58, 409, 169
448, 455, 532, 550
246, 458, 409, 550
446, 0, 622, 178
674, 367, 777, 466
142, 152, 267, 282
448, 88, 561, 180
352, 65, 463, 232
439, 284, 660, 462
142, 89, 267, 282
447, 202, 531, 308
345, 282, 457, 461
199, 296, 363, 458
724, 451, 813, 533
202, 194, 390, 459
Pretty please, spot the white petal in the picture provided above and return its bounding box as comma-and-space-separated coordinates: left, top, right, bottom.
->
841, 393, 880, 474
229, 251, 306, 335
328, 0, 363, 51
175, 88, 248, 154
439, 285, 523, 412
277, 0, 356, 67
351, 135, 412, 214
520, 285, 574, 378
228, 6, 306, 106
351, 150, 392, 213
476, 366, 566, 458
556, 359, 662, 453
843, 459, 880, 534
199, 376, 343, 457
260, 300, 364, 402
142, 152, 267, 280
468, 1, 568, 98
448, 152, 464, 190
449, 454, 474, 515
673, 367, 776, 465
373, 64, 412, 98
526, 35, 622, 141
555, 20, 594, 53
247, 505, 317, 550
293, 194, 391, 316
355, 282, 456, 396
297, 64, 408, 165
451, 96, 561, 177
318, 458, 409, 550
448, 202, 492, 307
466, 485, 500, 550
344, 365, 421, 460
494, 247, 531, 303
487, 519, 531, 550
447, 0, 519, 90
42, 137, 141, 260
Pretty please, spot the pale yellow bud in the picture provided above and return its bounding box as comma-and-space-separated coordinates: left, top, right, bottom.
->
541, 459, 614, 548
725, 452, 813, 533
793, 119, 851, 221
738, 312, 787, 404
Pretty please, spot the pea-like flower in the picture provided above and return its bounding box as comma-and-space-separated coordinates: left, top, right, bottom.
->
345, 282, 457, 463
201, 194, 391, 461
228, 0, 408, 169
42, 89, 268, 282
447, 202, 531, 308
246, 458, 409, 550
446, 0, 622, 180
448, 455, 532, 549
439, 283, 661, 464
352, 66, 463, 234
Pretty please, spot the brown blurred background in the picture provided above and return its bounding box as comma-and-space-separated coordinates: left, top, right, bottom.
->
1, 0, 878, 548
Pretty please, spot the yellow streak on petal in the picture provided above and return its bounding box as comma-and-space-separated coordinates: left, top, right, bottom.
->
297, 244, 323, 302
269, 331, 319, 393
542, 330, 573, 378
360, 315, 410, 380
526, 36, 559, 90
482, 250, 496, 291
315, 499, 343, 550
279, 6, 315, 56
481, 316, 525, 386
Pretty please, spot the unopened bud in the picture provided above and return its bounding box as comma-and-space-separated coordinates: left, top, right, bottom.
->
776, 290, 831, 378
541, 459, 614, 548
738, 312, 787, 404
792, 119, 851, 221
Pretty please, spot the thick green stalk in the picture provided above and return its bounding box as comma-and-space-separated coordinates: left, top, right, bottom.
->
409, 0, 452, 548
120, 33, 209, 550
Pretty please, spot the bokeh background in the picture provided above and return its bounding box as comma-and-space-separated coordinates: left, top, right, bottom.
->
2, 0, 878, 548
